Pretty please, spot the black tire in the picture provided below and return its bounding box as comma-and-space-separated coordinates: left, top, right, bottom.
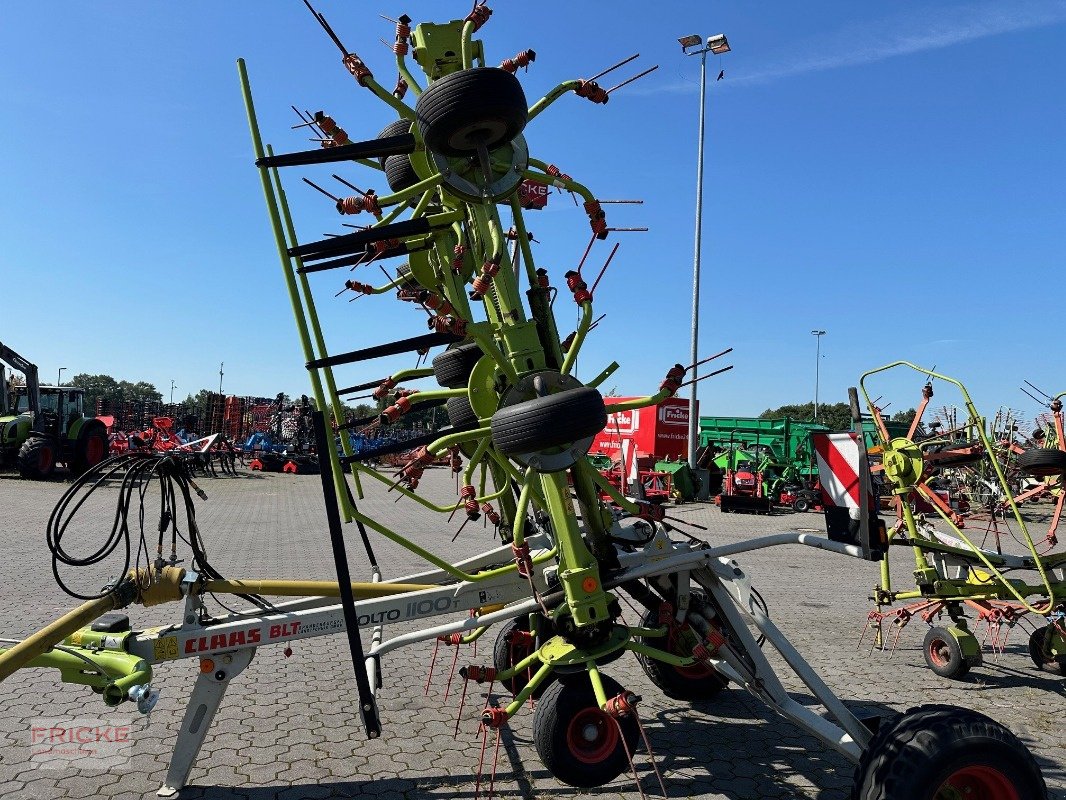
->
922, 626, 970, 679
636, 607, 727, 701
491, 387, 606, 455
71, 425, 109, 476
851, 704, 1047, 800
445, 395, 479, 432
376, 119, 411, 167
1028, 625, 1066, 673
792, 496, 812, 513
17, 436, 57, 479
383, 154, 419, 194
533, 674, 639, 788
432, 342, 482, 388
1017, 447, 1066, 477
415, 68, 527, 157
492, 617, 553, 698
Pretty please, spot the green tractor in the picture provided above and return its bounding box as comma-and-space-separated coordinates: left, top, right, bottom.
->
0, 342, 110, 479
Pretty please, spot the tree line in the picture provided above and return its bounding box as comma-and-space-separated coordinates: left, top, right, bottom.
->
759, 401, 916, 431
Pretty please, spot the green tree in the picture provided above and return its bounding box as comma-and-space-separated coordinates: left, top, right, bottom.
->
758, 401, 853, 432
69, 373, 120, 411
117, 380, 162, 403
890, 408, 918, 423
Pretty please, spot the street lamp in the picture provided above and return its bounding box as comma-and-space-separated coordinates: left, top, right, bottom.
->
170, 380, 177, 404
811, 330, 826, 422
679, 31, 730, 468
57, 367, 67, 387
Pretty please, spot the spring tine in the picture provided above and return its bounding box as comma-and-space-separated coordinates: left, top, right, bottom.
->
606, 226, 649, 232
588, 53, 639, 83
612, 715, 648, 800
575, 231, 597, 273
598, 199, 644, 204
1024, 380, 1053, 401
454, 675, 469, 738
686, 347, 733, 372
332, 173, 366, 195
633, 707, 667, 797
677, 364, 733, 388
303, 0, 349, 55
443, 644, 460, 702
303, 109, 326, 137
303, 177, 341, 202
606, 64, 660, 94
474, 723, 489, 799
589, 242, 619, 295
424, 638, 441, 695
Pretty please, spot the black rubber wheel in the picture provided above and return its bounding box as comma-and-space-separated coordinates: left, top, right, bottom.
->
432, 342, 482, 388
17, 436, 57, 479
492, 617, 553, 698
636, 607, 727, 701
491, 387, 606, 455
383, 154, 419, 194
533, 674, 639, 788
376, 119, 411, 166
415, 68, 527, 157
850, 703, 1047, 800
1028, 625, 1066, 673
792, 496, 812, 513
922, 626, 970, 679
1017, 448, 1066, 478
71, 425, 109, 476
445, 395, 479, 432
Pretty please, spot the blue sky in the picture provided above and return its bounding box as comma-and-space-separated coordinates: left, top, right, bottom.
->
1, 1, 1063, 423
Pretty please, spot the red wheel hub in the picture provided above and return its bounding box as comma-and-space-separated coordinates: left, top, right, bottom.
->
668, 625, 716, 679
937, 765, 1020, 800
565, 708, 618, 764
38, 445, 54, 471
927, 638, 951, 667
86, 436, 106, 465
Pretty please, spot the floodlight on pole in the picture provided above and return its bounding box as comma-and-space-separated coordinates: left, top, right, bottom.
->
170, 380, 177, 404
680, 28, 731, 468
57, 367, 67, 387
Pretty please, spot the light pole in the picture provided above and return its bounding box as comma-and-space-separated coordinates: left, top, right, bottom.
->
57, 367, 67, 387
811, 330, 826, 421
679, 32, 730, 468
219, 362, 224, 396
170, 380, 177, 404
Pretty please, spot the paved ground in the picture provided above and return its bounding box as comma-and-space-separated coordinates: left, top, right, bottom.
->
0, 467, 1062, 799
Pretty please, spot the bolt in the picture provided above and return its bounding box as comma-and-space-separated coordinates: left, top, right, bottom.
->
214, 670, 226, 681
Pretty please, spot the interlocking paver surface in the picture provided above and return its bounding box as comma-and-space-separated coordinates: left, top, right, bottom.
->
0, 469, 1063, 799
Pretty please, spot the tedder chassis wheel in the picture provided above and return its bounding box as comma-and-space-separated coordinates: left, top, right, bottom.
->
533, 674, 639, 788
490, 386, 606, 456
1028, 624, 1066, 674
636, 606, 728, 701
415, 67, 527, 157
491, 616, 554, 699
922, 626, 972, 680
432, 342, 482, 388
851, 703, 1047, 799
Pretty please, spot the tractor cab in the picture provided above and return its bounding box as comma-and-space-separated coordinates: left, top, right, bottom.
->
12, 386, 85, 437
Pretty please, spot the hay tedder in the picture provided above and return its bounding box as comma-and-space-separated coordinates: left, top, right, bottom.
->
851, 362, 1065, 679
0, 6, 1051, 799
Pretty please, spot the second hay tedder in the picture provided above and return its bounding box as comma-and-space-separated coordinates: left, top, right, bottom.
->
0, 4, 1053, 799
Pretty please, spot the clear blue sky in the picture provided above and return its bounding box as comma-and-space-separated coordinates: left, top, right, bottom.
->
2, 1, 1063, 422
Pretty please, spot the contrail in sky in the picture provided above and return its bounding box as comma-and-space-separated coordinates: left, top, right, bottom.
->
650, 0, 1066, 91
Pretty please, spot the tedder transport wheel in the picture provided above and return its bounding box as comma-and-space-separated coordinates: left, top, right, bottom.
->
922, 627, 971, 680
383, 154, 419, 195
1028, 625, 1066, 674
1016, 447, 1066, 478
636, 606, 727, 701
851, 704, 1047, 800
533, 674, 639, 788
17, 436, 57, 479
445, 396, 480, 432
492, 616, 553, 698
375, 119, 411, 166
490, 387, 606, 456
71, 427, 109, 476
432, 342, 482, 388
415, 67, 528, 157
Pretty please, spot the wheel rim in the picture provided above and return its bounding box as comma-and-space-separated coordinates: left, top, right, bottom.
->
936, 765, 1020, 800
927, 637, 952, 667
564, 708, 618, 765
86, 435, 106, 465
38, 445, 53, 471
668, 626, 716, 679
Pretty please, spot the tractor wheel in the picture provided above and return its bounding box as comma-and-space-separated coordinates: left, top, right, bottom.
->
533, 674, 639, 788
432, 342, 482, 388
636, 606, 727, 701
17, 436, 57, 479
922, 626, 970, 680
492, 616, 552, 698
1028, 625, 1066, 673
376, 119, 411, 166
71, 427, 109, 476
850, 704, 1047, 800
792, 496, 813, 513
384, 154, 419, 195
490, 387, 606, 456
415, 68, 527, 157
445, 395, 479, 432
1016, 448, 1066, 478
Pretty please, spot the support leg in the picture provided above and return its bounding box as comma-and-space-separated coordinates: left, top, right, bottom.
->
157, 648, 255, 797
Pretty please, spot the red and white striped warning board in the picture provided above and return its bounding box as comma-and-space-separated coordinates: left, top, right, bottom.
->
811, 432, 871, 510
